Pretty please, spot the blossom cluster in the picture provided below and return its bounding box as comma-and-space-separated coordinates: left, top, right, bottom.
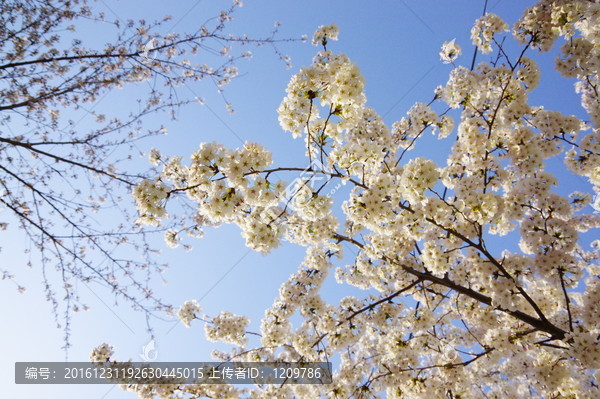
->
90, 343, 114, 363
311, 23, 339, 46
177, 299, 201, 327
277, 50, 365, 139
132, 178, 169, 226
439, 39, 462, 64
204, 311, 249, 347
124, 2, 600, 398
471, 13, 508, 53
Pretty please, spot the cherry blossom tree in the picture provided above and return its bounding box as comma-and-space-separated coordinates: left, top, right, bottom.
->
101, 0, 599, 397
0, 0, 294, 345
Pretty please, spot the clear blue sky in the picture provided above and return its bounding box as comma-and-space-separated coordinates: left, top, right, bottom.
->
3, 0, 594, 397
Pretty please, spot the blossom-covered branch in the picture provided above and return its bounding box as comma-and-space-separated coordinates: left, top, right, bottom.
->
117, 3, 599, 398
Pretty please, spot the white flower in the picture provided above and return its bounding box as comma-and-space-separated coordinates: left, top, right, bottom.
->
204, 311, 249, 346
471, 13, 508, 54
90, 343, 114, 363
148, 148, 161, 166
177, 300, 201, 327
440, 39, 462, 63
132, 179, 169, 224
164, 229, 180, 248
311, 24, 339, 46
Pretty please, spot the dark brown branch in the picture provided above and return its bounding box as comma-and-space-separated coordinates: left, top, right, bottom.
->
334, 229, 567, 341
558, 268, 574, 332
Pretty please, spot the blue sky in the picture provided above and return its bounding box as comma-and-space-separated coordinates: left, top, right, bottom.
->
4, 0, 595, 397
